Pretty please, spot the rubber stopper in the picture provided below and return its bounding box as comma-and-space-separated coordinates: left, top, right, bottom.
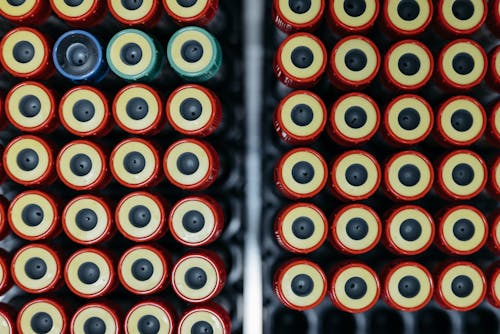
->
184, 266, 207, 289
120, 43, 142, 66
70, 154, 93, 176
398, 164, 421, 187
452, 0, 474, 20
345, 49, 367, 71
182, 210, 205, 233
399, 219, 422, 241
452, 53, 474, 75
126, 97, 149, 120
177, 152, 200, 175
13, 41, 35, 64
344, 0, 366, 17
345, 163, 368, 186
7, 0, 26, 5
131, 258, 154, 281
452, 163, 474, 186
451, 275, 474, 298
19, 95, 41, 117
180, 98, 203, 121
398, 108, 420, 130
292, 216, 315, 239
129, 205, 151, 228
291, 46, 314, 69
397, 0, 420, 21
344, 276, 367, 299
191, 321, 213, 334
22, 204, 44, 226
83, 317, 106, 334
344, 106, 367, 129
30, 312, 53, 334
177, 0, 197, 7
291, 104, 313, 126
77, 262, 100, 284
17, 148, 39, 171
291, 161, 315, 184
398, 53, 421, 76
291, 274, 314, 296
452, 219, 475, 241
123, 151, 146, 174
288, 0, 311, 14
451, 109, 473, 132
121, 0, 143, 10
75, 208, 98, 231
181, 40, 204, 63
73, 99, 96, 122
24, 257, 47, 279
137, 315, 160, 334
346, 217, 369, 240
398, 275, 421, 298
65, 0, 84, 6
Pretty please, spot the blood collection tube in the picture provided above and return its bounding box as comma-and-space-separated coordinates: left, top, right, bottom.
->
328, 261, 380, 313
436, 39, 487, 91
488, 101, 500, 146
436, 205, 488, 256
53, 30, 108, 83
125, 300, 176, 334
274, 32, 327, 89
382, 205, 435, 256
327, 0, 379, 34
274, 202, 327, 254
70, 302, 120, 334
5, 81, 57, 133
435, 150, 487, 201
434, 261, 486, 311
11, 244, 62, 294
436, 0, 487, 36
163, 139, 219, 191
330, 204, 381, 255
381, 261, 433, 312
0, 304, 14, 334
178, 303, 231, 334
171, 250, 226, 303
382, 94, 433, 146
163, 0, 219, 26
0, 0, 51, 24
118, 245, 170, 295
272, 0, 325, 33
0, 251, 10, 295
107, 29, 164, 82
113, 84, 164, 135
3, 135, 56, 187
116, 191, 168, 242
59, 86, 112, 137
167, 26, 222, 82
383, 151, 434, 201
62, 195, 114, 245
488, 211, 500, 254
274, 147, 327, 200
382, 40, 433, 91
108, 0, 161, 26
50, 0, 107, 27
328, 92, 379, 146
486, 262, 500, 308
274, 259, 327, 311
488, 157, 500, 198
8, 190, 59, 241
169, 195, 224, 247
329, 150, 381, 201
65, 248, 116, 298
110, 138, 162, 189
57, 140, 109, 191
17, 299, 68, 334
166, 84, 222, 137
381, 0, 433, 37
0, 27, 53, 80
488, 0, 500, 36
434, 96, 486, 147
488, 46, 500, 90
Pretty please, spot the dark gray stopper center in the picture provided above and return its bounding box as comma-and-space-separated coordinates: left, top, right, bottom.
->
124, 151, 146, 174
75, 208, 98, 231
291, 104, 313, 126
30, 312, 53, 334
291, 46, 314, 69
451, 109, 473, 132
138, 315, 160, 334
120, 43, 142, 66
182, 210, 205, 233
181, 40, 204, 63
126, 97, 149, 120
73, 99, 95, 122
398, 275, 421, 298
66, 42, 89, 67
191, 321, 213, 334
452, 163, 474, 186
344, 0, 366, 17
288, 0, 311, 14
397, 0, 420, 21
70, 154, 93, 176
177, 152, 200, 175
291, 274, 314, 296
129, 205, 151, 227
13, 41, 34, 64
291, 161, 315, 184
345, 276, 367, 299
180, 98, 203, 121
121, 0, 143, 10
84, 317, 106, 334
185, 267, 207, 289
132, 258, 154, 281
398, 108, 421, 130
398, 164, 421, 187
400, 219, 422, 241
345, 163, 368, 186
292, 216, 315, 239
452, 0, 474, 20
177, 0, 197, 7
345, 49, 367, 71
453, 53, 474, 75
452, 275, 474, 297
19, 95, 41, 117
346, 217, 369, 240
25, 257, 47, 280
22, 204, 44, 226
344, 106, 367, 129
64, 0, 84, 6
398, 53, 421, 76
78, 262, 100, 284
17, 148, 39, 171
453, 219, 475, 241
7, 0, 26, 5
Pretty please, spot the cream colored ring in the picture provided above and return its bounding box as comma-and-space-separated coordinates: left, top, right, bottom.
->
387, 97, 432, 141
335, 153, 379, 198
115, 86, 159, 132
281, 151, 326, 195
120, 248, 165, 293
13, 247, 58, 291
173, 256, 218, 301
64, 198, 109, 243
494, 273, 500, 303
2, 30, 45, 74
58, 143, 103, 188
10, 193, 54, 238
335, 207, 379, 251
280, 35, 324, 80
172, 199, 215, 245
389, 208, 433, 253
127, 304, 172, 334
111, 141, 157, 186
7, 84, 52, 129
109, 0, 154, 20
277, 0, 322, 24
494, 106, 500, 138
164, 0, 209, 19
117, 194, 162, 239
280, 92, 324, 137
387, 154, 432, 198
334, 267, 378, 311
52, 0, 94, 17
386, 0, 431, 31
387, 42, 431, 87
0, 312, 12, 333
170, 30, 213, 74
179, 310, 224, 334
496, 216, 500, 249
441, 153, 485, 197
165, 142, 209, 186
494, 49, 500, 77
109, 32, 153, 76
441, 208, 486, 253
441, 42, 485, 85
334, 95, 377, 140
5, 137, 49, 183
169, 87, 212, 132
19, 301, 64, 334
0, 0, 36, 16
440, 265, 484, 308
66, 251, 111, 296
387, 265, 432, 309
281, 205, 325, 251
72, 306, 117, 334
333, 0, 377, 28
280, 264, 325, 308
494, 161, 500, 190
334, 38, 378, 82
439, 99, 484, 143
440, 0, 485, 31
61, 88, 106, 134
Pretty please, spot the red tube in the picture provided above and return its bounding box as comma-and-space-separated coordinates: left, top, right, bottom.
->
488, 0, 500, 36
488, 101, 500, 146
50, 0, 107, 27
486, 261, 500, 308
435, 0, 487, 36
163, 0, 219, 26
488, 156, 500, 198
0, 197, 8, 241
0, 304, 15, 334
488, 210, 500, 254
108, 0, 161, 27
327, 0, 378, 35
178, 303, 231, 334
0, 250, 10, 295
381, 0, 433, 37
125, 300, 176, 334
487, 46, 500, 90
272, 0, 325, 33
71, 302, 121, 334
17, 299, 68, 334
0, 1, 51, 25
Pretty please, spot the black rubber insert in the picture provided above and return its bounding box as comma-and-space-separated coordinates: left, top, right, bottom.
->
291, 161, 314, 184
452, 163, 474, 186
398, 53, 421, 76
30, 312, 53, 334
70, 154, 92, 176
288, 0, 311, 14
191, 321, 213, 334
185, 267, 207, 289
13, 41, 34, 64
451, 109, 473, 132
345, 49, 367, 71
291, 46, 314, 69
292, 216, 315, 239
291, 104, 313, 126
121, 0, 143, 10
397, 0, 420, 21
452, 53, 474, 75
64, 0, 84, 6
19, 95, 41, 117
78, 262, 100, 284
182, 210, 205, 233
346, 217, 369, 240
124, 151, 146, 174
138, 315, 160, 334
129, 205, 151, 227
120, 43, 142, 66
84, 317, 106, 334
181, 40, 204, 63
398, 108, 421, 130
24, 257, 47, 280
345, 163, 368, 186
452, 0, 474, 20
56, 32, 99, 77
7, 0, 25, 5
132, 258, 154, 281
177, 0, 197, 7
17, 148, 39, 171
453, 219, 475, 241
398, 164, 421, 187
22, 204, 44, 227
345, 276, 367, 299
400, 219, 422, 241
291, 274, 314, 296
177, 152, 200, 175
452, 275, 474, 298
344, 0, 366, 17
398, 275, 421, 298
180, 98, 203, 121
126, 97, 149, 120
344, 106, 367, 129
76, 208, 98, 231
73, 99, 95, 122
